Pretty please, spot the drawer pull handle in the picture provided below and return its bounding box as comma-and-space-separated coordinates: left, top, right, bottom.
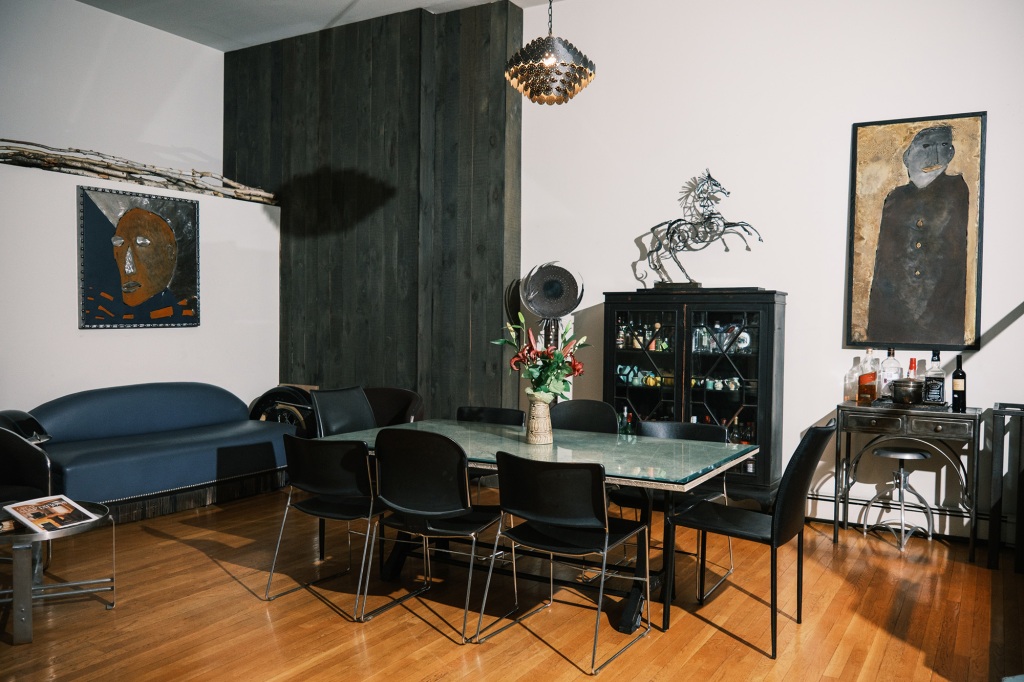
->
934, 425, 943, 433
870, 419, 877, 426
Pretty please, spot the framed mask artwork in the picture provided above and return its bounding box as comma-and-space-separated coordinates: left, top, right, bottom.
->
844, 112, 985, 351
78, 186, 199, 329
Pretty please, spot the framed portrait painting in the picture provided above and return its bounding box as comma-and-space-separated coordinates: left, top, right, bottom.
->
78, 186, 199, 329
845, 112, 985, 351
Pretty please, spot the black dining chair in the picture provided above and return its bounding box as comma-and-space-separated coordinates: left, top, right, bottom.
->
309, 386, 378, 437
549, 399, 619, 434
457, 405, 526, 500
364, 387, 425, 426
665, 419, 836, 658
455, 406, 525, 427
265, 435, 383, 612
357, 428, 501, 643
0, 425, 53, 583
607, 420, 733, 613
475, 451, 651, 675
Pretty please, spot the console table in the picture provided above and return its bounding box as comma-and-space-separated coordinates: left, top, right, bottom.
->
833, 401, 982, 561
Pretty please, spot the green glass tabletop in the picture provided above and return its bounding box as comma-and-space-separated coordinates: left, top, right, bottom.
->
327, 419, 758, 492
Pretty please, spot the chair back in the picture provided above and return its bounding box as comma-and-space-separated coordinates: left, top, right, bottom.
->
364, 387, 425, 426
495, 451, 607, 530
374, 429, 471, 528
310, 386, 377, 437
771, 419, 837, 545
638, 420, 727, 442
282, 434, 372, 499
0, 426, 52, 501
456, 406, 525, 427
549, 399, 619, 434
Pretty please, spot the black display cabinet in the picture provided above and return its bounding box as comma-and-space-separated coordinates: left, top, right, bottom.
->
603, 288, 786, 492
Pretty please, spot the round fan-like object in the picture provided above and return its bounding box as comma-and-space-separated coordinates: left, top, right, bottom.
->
521, 262, 584, 319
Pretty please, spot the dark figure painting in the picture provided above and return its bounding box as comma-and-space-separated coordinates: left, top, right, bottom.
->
867, 126, 969, 346
846, 113, 985, 351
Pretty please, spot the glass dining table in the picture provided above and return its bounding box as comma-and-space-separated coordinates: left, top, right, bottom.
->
326, 419, 759, 631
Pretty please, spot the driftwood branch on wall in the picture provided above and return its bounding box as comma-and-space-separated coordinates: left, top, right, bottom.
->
0, 139, 276, 205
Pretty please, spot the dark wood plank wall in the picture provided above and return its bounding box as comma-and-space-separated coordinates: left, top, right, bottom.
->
223, 2, 522, 418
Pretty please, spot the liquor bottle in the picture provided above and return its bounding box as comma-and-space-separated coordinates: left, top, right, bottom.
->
843, 358, 860, 402
879, 348, 903, 397
907, 357, 917, 380
951, 355, 967, 413
857, 348, 878, 406
728, 417, 741, 443
923, 350, 945, 404
615, 318, 626, 349
618, 406, 634, 436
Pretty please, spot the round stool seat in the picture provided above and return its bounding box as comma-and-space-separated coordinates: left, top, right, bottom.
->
873, 446, 930, 461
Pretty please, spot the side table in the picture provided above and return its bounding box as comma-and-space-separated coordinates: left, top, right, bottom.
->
0, 501, 115, 644
834, 401, 982, 561
989, 403, 1024, 570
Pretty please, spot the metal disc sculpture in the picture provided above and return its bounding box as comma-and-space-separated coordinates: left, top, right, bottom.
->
642, 170, 762, 287
519, 262, 584, 348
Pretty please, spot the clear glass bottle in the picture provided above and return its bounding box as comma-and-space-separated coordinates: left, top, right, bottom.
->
843, 357, 860, 402
879, 347, 903, 397
951, 354, 967, 413
924, 350, 945, 404
857, 348, 879, 405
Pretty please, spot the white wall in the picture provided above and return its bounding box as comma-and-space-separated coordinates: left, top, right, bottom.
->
521, 0, 1024, 532
0, 0, 281, 409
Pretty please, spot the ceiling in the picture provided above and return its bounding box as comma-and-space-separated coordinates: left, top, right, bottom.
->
74, 0, 547, 52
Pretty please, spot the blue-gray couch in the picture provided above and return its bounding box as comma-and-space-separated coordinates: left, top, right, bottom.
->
27, 382, 294, 521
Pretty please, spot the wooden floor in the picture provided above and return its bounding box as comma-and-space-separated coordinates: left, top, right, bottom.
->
2, 489, 1022, 681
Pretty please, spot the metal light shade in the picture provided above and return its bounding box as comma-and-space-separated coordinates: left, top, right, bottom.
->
505, 34, 595, 105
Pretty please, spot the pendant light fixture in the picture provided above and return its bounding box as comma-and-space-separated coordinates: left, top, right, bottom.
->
504, 0, 595, 105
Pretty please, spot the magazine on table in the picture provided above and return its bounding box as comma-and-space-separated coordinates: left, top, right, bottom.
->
3, 495, 99, 533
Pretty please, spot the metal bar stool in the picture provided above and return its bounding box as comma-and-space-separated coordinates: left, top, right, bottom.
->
863, 446, 935, 551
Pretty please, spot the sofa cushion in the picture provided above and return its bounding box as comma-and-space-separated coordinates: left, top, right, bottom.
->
44, 420, 292, 503
32, 382, 250, 443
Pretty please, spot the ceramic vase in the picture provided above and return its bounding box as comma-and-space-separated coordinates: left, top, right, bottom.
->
526, 394, 553, 445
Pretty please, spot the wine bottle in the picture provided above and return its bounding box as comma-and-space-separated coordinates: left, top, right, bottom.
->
951, 355, 967, 413
924, 350, 945, 404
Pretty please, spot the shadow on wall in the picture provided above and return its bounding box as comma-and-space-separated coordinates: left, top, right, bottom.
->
262, 166, 397, 234
570, 303, 605, 401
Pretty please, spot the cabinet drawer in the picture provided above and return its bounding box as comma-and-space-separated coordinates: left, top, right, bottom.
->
908, 416, 974, 440
844, 413, 903, 433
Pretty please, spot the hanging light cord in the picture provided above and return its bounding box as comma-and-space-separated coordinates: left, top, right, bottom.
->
548, 0, 553, 36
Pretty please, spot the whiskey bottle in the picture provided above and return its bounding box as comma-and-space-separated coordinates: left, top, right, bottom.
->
923, 350, 945, 404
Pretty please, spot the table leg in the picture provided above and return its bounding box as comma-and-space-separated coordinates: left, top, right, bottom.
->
833, 428, 842, 542
616, 488, 652, 634
11, 540, 34, 645
969, 432, 980, 563
989, 415, 1007, 569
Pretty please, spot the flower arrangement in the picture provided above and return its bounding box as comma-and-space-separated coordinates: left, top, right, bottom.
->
492, 313, 588, 403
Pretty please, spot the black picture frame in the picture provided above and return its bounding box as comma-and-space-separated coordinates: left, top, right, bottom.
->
78, 186, 199, 329
844, 112, 985, 351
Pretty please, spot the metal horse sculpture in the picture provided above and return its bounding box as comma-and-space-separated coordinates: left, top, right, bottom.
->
641, 170, 762, 286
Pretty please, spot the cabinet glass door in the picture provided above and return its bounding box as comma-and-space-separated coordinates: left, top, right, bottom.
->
610, 308, 677, 422
688, 309, 760, 449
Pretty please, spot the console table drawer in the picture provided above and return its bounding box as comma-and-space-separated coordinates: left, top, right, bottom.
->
844, 414, 903, 433
909, 416, 974, 440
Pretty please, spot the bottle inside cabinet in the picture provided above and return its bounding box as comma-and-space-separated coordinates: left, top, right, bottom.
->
604, 289, 785, 491
688, 309, 761, 429
608, 308, 677, 422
